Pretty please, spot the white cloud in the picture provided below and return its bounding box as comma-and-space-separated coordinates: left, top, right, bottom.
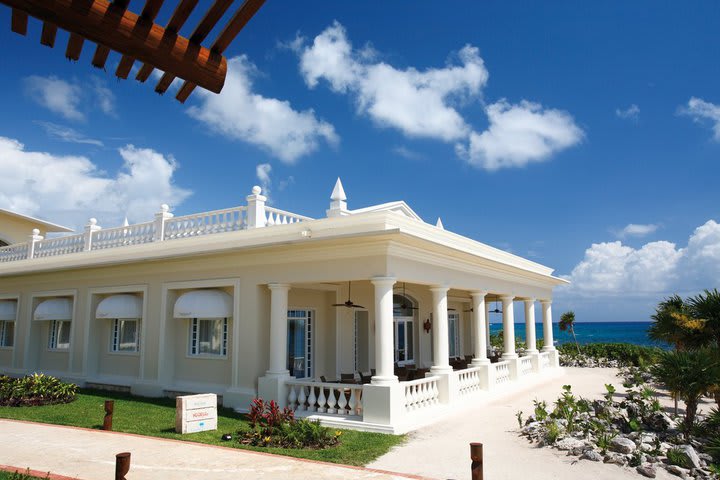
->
92, 77, 116, 117
681, 97, 720, 141
187, 56, 338, 164
36, 122, 104, 147
256, 163, 272, 200
295, 22, 582, 170
456, 100, 584, 171
0, 136, 191, 229
561, 220, 720, 296
616, 104, 640, 120
392, 145, 424, 161
616, 223, 658, 239
298, 22, 487, 142
24, 75, 84, 121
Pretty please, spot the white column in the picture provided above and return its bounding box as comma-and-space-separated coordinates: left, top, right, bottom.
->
371, 277, 397, 385
246, 186, 267, 228
501, 295, 517, 359
267, 283, 290, 375
471, 291, 489, 365
524, 298, 538, 354
430, 286, 452, 374
541, 300, 555, 351
485, 298, 492, 356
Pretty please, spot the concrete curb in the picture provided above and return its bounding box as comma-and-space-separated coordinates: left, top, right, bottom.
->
0, 464, 82, 480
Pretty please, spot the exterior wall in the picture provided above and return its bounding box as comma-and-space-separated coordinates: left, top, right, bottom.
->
0, 213, 64, 245
0, 348, 12, 368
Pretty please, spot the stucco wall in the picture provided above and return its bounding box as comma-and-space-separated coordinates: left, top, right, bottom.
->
0, 213, 62, 245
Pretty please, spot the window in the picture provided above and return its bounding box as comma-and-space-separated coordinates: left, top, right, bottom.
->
189, 318, 227, 356
393, 294, 415, 365
287, 309, 313, 378
49, 320, 70, 350
112, 319, 140, 353
0, 321, 13, 347
448, 312, 460, 357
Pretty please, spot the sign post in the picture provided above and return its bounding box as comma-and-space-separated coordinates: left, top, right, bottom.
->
175, 393, 218, 434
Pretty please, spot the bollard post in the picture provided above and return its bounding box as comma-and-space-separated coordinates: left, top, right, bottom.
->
103, 400, 114, 431
470, 442, 483, 480
115, 452, 131, 480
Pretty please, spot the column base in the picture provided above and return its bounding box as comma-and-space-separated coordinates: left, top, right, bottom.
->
501, 352, 518, 360
258, 373, 291, 407
430, 366, 453, 375
541, 346, 556, 352
525, 349, 539, 355
471, 358, 491, 366
370, 375, 399, 386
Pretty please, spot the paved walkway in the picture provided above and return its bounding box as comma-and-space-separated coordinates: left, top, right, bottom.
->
0, 420, 428, 480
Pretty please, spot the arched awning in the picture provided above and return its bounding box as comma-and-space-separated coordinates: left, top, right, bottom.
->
173, 290, 232, 319
0, 300, 17, 321
33, 298, 73, 321
96, 294, 142, 319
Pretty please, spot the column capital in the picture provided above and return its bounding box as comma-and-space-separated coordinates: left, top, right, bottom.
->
524, 297, 537, 304
267, 283, 291, 291
499, 294, 515, 302
370, 276, 396, 287
429, 285, 450, 294
540, 299, 553, 306
470, 290, 489, 298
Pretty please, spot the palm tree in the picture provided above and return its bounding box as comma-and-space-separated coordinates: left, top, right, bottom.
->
686, 289, 720, 347
648, 294, 706, 350
651, 349, 720, 429
559, 311, 580, 355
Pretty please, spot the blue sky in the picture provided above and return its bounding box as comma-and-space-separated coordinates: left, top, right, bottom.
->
0, 1, 718, 322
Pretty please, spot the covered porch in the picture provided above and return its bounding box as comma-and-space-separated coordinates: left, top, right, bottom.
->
257, 278, 561, 434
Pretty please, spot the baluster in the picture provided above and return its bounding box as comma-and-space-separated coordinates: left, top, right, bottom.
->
347, 388, 357, 415
307, 385, 317, 412
404, 386, 412, 411
317, 386, 327, 413
298, 386, 307, 411
288, 385, 298, 410
326, 387, 337, 414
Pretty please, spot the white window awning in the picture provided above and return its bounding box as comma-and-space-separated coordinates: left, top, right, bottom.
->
96, 294, 143, 319
33, 298, 73, 321
0, 300, 17, 321
174, 290, 232, 319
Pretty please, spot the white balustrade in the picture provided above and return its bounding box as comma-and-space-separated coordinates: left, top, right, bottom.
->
455, 366, 483, 397
91, 222, 155, 250
264, 207, 312, 226
539, 352, 551, 369
520, 356, 534, 376
402, 376, 440, 412
494, 361, 511, 386
164, 207, 248, 240
286, 380, 363, 417
0, 243, 29, 262
34, 234, 85, 258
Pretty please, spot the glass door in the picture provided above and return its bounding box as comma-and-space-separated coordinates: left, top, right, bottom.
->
287, 309, 313, 378
394, 316, 414, 365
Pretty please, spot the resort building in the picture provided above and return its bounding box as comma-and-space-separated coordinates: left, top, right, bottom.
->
0, 179, 565, 433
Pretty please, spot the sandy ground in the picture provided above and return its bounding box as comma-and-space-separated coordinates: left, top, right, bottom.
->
369, 367, 715, 480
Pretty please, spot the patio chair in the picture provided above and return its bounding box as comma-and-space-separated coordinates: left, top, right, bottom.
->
340, 373, 356, 383
359, 371, 372, 384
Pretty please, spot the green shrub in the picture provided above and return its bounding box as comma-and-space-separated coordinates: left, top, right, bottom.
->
544, 421, 561, 443
533, 399, 548, 421
558, 343, 662, 367
596, 431, 616, 454
4, 469, 49, 480
666, 448, 689, 467
240, 398, 340, 449
0, 374, 77, 407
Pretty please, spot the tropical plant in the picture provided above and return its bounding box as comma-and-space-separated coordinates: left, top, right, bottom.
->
596, 431, 616, 454
666, 447, 690, 468
686, 289, 720, 347
648, 294, 706, 350
558, 311, 580, 354
516, 410, 524, 428
558, 343, 661, 367
651, 349, 720, 429
0, 373, 77, 407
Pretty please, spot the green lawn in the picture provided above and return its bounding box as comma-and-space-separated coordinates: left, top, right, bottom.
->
0, 470, 50, 480
0, 389, 404, 466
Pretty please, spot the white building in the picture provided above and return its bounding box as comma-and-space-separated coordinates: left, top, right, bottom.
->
0, 179, 565, 433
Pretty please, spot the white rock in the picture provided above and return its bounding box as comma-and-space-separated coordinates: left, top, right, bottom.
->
611, 436, 637, 454
555, 437, 586, 451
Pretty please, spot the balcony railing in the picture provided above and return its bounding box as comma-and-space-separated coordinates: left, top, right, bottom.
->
0, 187, 312, 264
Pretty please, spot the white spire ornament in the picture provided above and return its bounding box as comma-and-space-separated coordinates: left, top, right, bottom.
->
327, 177, 350, 217
436, 217, 444, 229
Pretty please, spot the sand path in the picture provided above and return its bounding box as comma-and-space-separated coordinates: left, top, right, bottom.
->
369, 366, 713, 480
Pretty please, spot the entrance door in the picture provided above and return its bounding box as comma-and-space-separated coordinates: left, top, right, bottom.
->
287, 309, 313, 378
394, 316, 414, 365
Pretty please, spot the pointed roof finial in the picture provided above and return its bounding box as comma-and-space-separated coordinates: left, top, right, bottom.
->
436, 217, 444, 229
330, 177, 347, 201
122, 216, 130, 227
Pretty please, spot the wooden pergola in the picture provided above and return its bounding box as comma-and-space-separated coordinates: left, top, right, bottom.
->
2, 0, 266, 102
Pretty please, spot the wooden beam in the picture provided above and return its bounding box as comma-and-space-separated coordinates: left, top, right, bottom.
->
155, 0, 232, 94
90, 0, 128, 69
11, 8, 28, 35
40, 21, 57, 47
65, 32, 85, 60
176, 0, 266, 103
135, 0, 198, 83
116, 0, 165, 80
2, 0, 227, 93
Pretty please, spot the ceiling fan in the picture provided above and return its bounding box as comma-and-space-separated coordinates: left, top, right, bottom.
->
489, 298, 503, 314
332, 281, 365, 309
393, 282, 419, 313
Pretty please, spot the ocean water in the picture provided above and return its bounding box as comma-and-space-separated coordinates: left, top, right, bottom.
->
488, 321, 662, 348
